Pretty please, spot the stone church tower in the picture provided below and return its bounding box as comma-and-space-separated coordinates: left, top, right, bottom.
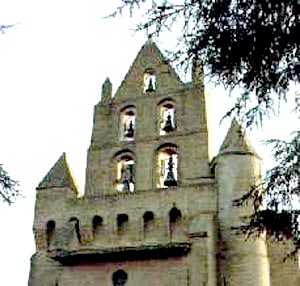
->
28, 39, 299, 286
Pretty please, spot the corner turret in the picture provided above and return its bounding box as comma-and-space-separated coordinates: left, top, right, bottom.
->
33, 153, 78, 252
29, 153, 79, 286
215, 119, 270, 286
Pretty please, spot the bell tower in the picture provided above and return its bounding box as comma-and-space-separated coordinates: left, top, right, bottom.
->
85, 37, 210, 197
82, 38, 216, 286
31, 38, 299, 286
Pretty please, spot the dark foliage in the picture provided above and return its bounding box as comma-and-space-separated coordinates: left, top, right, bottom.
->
0, 165, 20, 204
1, 24, 20, 205
0, 24, 14, 33
234, 131, 300, 247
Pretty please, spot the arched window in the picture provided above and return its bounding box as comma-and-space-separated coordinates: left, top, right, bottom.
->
69, 217, 81, 243
158, 99, 176, 135
114, 150, 135, 192
92, 215, 103, 238
144, 70, 156, 92
117, 214, 129, 235
143, 211, 154, 238
119, 106, 136, 141
169, 207, 182, 240
46, 220, 55, 249
157, 144, 178, 188
112, 270, 128, 286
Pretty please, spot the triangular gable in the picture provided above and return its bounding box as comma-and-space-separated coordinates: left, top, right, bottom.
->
114, 38, 183, 101
37, 153, 78, 194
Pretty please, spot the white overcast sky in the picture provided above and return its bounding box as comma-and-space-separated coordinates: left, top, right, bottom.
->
0, 1, 298, 285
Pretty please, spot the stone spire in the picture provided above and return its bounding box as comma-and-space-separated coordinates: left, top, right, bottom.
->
36, 153, 77, 194
100, 77, 112, 104
218, 118, 258, 156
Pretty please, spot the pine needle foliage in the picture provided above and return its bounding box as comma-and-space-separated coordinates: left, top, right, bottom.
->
234, 131, 300, 247
0, 165, 20, 204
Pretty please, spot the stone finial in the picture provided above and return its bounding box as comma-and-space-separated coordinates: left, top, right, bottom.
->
218, 118, 257, 155
36, 153, 78, 194
146, 34, 153, 44
101, 77, 112, 104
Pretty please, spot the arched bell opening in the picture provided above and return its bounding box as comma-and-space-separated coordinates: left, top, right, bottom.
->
143, 211, 155, 239
92, 215, 103, 238
112, 269, 128, 286
144, 69, 156, 92
169, 207, 182, 241
114, 150, 136, 193
69, 217, 81, 243
119, 106, 136, 141
46, 220, 56, 250
158, 99, 176, 135
117, 214, 129, 236
156, 144, 178, 189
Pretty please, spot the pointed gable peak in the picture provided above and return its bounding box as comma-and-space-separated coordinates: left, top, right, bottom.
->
141, 34, 158, 51
218, 118, 258, 156
37, 153, 78, 194
114, 39, 183, 100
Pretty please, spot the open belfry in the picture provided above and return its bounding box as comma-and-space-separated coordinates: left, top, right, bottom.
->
29, 39, 299, 286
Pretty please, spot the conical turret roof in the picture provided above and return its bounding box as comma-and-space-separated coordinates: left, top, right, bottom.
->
218, 119, 258, 156
36, 153, 77, 194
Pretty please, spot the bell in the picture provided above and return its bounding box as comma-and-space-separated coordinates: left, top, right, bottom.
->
146, 77, 154, 92
164, 156, 177, 187
162, 114, 174, 133
125, 120, 134, 138
121, 164, 134, 192
122, 179, 130, 192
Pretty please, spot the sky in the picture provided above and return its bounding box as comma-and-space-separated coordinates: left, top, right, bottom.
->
0, 1, 299, 285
